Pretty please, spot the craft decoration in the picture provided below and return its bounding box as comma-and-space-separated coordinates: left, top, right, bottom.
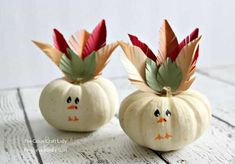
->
120, 20, 201, 94
119, 20, 211, 151
33, 20, 119, 132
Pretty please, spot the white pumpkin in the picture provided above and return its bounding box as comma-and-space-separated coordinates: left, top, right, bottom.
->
119, 90, 211, 151
40, 77, 119, 132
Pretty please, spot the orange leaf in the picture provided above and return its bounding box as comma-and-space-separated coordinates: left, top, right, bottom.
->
175, 36, 201, 92
69, 30, 90, 58
32, 40, 63, 66
94, 42, 118, 76
119, 41, 157, 93
159, 19, 179, 62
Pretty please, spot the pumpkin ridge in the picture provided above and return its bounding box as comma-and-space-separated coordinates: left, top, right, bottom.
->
93, 79, 113, 122
170, 96, 189, 146
122, 95, 154, 146
174, 94, 210, 142
140, 98, 155, 146
176, 95, 201, 140
49, 80, 72, 97
185, 91, 211, 117
93, 81, 111, 123
42, 79, 65, 94
168, 97, 176, 146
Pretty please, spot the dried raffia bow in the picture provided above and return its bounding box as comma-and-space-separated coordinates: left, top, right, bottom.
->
119, 19, 201, 95
33, 19, 118, 84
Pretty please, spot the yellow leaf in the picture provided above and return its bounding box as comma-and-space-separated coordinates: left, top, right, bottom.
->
119, 41, 147, 80
119, 41, 157, 93
177, 77, 196, 92
175, 36, 201, 92
68, 30, 90, 58
32, 40, 63, 65
95, 42, 118, 76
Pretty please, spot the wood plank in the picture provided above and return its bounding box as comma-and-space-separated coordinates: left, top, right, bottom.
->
199, 66, 235, 85
19, 87, 165, 164
192, 73, 235, 126
0, 90, 38, 164
159, 118, 235, 164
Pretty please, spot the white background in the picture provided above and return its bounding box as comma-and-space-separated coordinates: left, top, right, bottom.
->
1, 0, 235, 89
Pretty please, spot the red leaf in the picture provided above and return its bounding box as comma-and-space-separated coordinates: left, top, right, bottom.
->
128, 34, 157, 61
53, 29, 70, 59
178, 28, 199, 63
82, 19, 106, 59
179, 28, 199, 49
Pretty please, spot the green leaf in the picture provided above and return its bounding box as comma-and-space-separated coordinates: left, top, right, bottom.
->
59, 55, 74, 79
156, 57, 182, 91
83, 51, 96, 81
145, 58, 163, 92
59, 49, 97, 83
67, 48, 85, 76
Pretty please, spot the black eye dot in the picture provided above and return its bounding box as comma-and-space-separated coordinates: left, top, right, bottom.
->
75, 97, 79, 104
166, 110, 171, 117
67, 97, 72, 103
154, 109, 160, 117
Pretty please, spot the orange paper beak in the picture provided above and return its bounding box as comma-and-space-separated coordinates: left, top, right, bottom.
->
68, 116, 79, 121
157, 117, 167, 123
67, 105, 78, 110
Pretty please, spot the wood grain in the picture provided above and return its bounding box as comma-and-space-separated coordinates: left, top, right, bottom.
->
0, 90, 38, 164
19, 87, 165, 164
192, 73, 235, 126
198, 66, 235, 86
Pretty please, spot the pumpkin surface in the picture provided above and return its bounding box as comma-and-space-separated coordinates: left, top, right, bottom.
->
40, 77, 118, 131
119, 90, 211, 151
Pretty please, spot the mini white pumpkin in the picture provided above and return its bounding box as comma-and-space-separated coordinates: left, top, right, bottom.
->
33, 20, 119, 131
119, 20, 212, 151
40, 77, 118, 131
119, 90, 211, 151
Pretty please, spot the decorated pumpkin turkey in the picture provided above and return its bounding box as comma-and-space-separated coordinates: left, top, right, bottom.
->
33, 20, 119, 132
119, 20, 211, 151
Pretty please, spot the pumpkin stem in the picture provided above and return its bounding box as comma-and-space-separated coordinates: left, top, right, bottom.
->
63, 76, 81, 85
163, 86, 172, 97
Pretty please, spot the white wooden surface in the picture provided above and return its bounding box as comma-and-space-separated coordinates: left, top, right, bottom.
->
0, 90, 38, 163
198, 66, 235, 86
192, 73, 235, 126
2, 0, 235, 89
0, 69, 235, 163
